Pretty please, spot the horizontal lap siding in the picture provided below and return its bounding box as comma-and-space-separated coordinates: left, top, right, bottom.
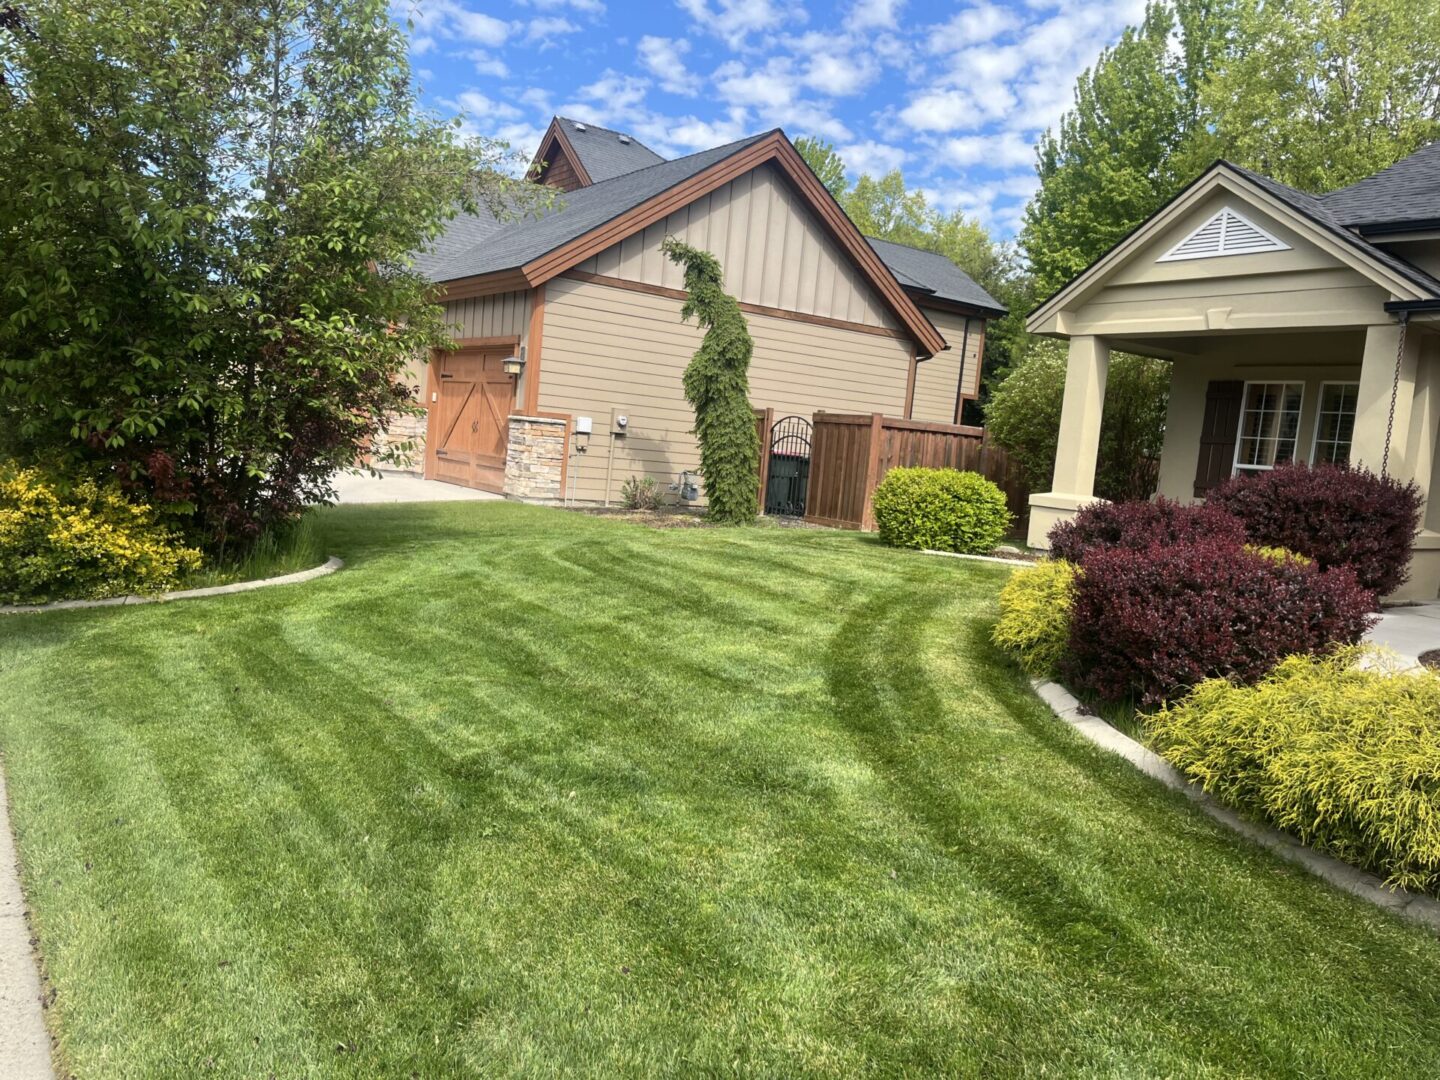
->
539, 277, 910, 503
574, 164, 899, 330
910, 308, 981, 422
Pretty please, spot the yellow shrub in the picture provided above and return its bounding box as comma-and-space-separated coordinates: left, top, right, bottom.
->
991, 559, 1079, 676
1244, 544, 1315, 568
1149, 649, 1440, 893
0, 465, 203, 604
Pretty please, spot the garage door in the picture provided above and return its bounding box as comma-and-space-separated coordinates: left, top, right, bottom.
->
428, 348, 516, 493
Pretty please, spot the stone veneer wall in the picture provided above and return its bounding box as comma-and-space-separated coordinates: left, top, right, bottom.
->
504, 415, 567, 502
369, 410, 428, 474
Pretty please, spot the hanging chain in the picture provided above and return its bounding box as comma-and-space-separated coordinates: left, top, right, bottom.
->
1380, 313, 1410, 478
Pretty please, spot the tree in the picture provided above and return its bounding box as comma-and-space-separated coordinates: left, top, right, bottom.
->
0, 0, 541, 548
660, 238, 759, 524
793, 136, 847, 199
983, 343, 1170, 503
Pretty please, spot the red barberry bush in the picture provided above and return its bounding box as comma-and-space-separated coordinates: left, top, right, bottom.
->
1047, 496, 1246, 563
1064, 538, 1376, 706
1207, 464, 1422, 596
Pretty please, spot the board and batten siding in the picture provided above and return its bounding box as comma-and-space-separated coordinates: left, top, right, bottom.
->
572, 163, 900, 331
909, 307, 982, 423
539, 276, 910, 503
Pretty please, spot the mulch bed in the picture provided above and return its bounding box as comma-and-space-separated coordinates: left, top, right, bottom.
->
1419, 649, 1440, 671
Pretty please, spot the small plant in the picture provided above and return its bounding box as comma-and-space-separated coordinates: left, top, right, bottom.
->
1063, 537, 1375, 706
620, 476, 663, 511
1048, 496, 1246, 563
872, 467, 1012, 554
1207, 463, 1422, 596
1244, 544, 1314, 568
1150, 649, 1440, 894
0, 464, 203, 603
992, 559, 1079, 676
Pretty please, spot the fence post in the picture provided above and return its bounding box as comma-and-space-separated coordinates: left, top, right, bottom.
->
755, 407, 774, 513
860, 412, 885, 531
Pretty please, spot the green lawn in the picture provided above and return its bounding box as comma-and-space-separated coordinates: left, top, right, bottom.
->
2, 502, 1439, 1078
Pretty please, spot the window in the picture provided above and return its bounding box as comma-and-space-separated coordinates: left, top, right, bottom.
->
1234, 382, 1304, 474
1311, 382, 1359, 465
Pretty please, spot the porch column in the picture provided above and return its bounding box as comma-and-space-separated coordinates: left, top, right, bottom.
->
1026, 335, 1110, 549
1351, 320, 1420, 476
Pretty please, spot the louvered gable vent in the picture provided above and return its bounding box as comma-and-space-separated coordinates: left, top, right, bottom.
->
1158, 207, 1290, 262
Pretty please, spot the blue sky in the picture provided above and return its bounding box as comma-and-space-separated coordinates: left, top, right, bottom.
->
399, 0, 1148, 238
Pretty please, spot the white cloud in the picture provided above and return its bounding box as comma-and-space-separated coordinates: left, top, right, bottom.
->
845, 0, 903, 31
938, 131, 1036, 169
803, 52, 877, 97
451, 9, 513, 46
838, 139, 907, 176
638, 36, 701, 95
525, 16, 579, 43
446, 90, 524, 121
929, 4, 1017, 51
460, 49, 510, 78
522, 0, 604, 11
676, 0, 804, 50
713, 58, 797, 107
574, 71, 652, 112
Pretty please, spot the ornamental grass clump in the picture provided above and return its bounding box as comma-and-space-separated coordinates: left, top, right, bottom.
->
1064, 537, 1375, 706
871, 467, 1012, 554
991, 559, 1079, 676
1207, 463, 1422, 596
0, 465, 202, 603
1047, 495, 1246, 563
1150, 649, 1440, 894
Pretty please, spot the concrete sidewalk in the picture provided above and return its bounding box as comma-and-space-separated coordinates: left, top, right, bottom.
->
1366, 603, 1440, 669
0, 767, 53, 1079
331, 471, 503, 504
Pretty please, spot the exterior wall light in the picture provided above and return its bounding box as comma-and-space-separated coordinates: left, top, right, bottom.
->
502, 347, 526, 377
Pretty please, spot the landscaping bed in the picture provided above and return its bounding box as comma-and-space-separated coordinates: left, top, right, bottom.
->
3, 501, 1440, 1076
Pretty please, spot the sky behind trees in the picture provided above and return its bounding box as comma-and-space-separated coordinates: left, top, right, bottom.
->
398, 0, 1148, 237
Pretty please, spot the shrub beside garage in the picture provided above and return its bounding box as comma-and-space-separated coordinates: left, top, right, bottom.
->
872, 467, 1012, 555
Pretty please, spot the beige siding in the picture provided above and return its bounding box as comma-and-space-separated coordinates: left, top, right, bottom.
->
910, 308, 982, 422
539, 276, 910, 503
573, 163, 899, 330
445, 290, 531, 341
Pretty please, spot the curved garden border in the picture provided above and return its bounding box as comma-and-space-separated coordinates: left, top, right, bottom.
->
0, 556, 344, 615
1033, 677, 1440, 932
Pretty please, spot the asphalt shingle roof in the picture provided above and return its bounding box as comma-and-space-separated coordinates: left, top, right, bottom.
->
866, 237, 1006, 315
554, 117, 666, 183
1223, 161, 1440, 297
1321, 140, 1440, 229
422, 134, 771, 283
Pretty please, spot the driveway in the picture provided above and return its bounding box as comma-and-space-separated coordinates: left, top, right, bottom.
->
332, 471, 503, 504
1366, 603, 1440, 669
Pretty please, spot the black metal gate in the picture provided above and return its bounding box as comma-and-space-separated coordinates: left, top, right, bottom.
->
764, 415, 811, 517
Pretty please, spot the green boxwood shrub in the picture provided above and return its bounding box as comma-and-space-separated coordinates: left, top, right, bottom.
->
1149, 649, 1440, 893
0, 464, 202, 603
871, 467, 1012, 554
991, 559, 1079, 675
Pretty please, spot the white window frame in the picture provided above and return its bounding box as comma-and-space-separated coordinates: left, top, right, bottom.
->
1308, 380, 1360, 466
1232, 380, 1306, 476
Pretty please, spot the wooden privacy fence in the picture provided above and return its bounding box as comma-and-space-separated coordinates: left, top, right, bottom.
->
803, 412, 1028, 531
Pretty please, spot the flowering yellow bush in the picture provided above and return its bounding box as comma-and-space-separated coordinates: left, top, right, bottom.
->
0, 465, 202, 603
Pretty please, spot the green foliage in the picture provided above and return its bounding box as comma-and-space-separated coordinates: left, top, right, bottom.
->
793, 136, 848, 198
619, 475, 664, 512
0, 464, 202, 603
0, 0, 544, 548
1021, 0, 1440, 298
992, 560, 1079, 676
982, 342, 1171, 500
871, 467, 1012, 554
1150, 650, 1440, 893
660, 238, 759, 525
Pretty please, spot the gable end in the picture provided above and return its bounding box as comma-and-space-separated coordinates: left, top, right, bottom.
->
1158, 206, 1290, 263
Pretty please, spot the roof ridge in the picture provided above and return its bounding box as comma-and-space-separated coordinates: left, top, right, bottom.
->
573, 129, 775, 191
555, 115, 665, 161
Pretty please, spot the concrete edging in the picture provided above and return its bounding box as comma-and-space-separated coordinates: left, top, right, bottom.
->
0, 765, 54, 1079
920, 549, 1034, 567
0, 557, 344, 615
1031, 678, 1440, 932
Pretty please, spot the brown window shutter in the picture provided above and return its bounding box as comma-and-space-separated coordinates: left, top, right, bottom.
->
1193, 380, 1244, 497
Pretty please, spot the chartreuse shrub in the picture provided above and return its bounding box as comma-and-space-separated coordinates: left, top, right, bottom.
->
1150, 649, 1440, 894
1065, 537, 1375, 706
872, 467, 1012, 554
0, 465, 202, 603
992, 559, 1079, 675
1208, 463, 1422, 596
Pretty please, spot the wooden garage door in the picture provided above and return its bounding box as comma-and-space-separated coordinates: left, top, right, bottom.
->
428, 349, 516, 493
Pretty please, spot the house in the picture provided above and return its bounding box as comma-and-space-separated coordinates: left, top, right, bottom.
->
396, 116, 1005, 506
1026, 141, 1440, 600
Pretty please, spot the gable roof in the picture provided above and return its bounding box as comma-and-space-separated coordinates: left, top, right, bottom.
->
1027, 158, 1440, 331
424, 128, 954, 356
867, 237, 1005, 316
1320, 140, 1440, 231
537, 117, 666, 184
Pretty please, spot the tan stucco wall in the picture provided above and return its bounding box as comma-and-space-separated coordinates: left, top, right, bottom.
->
1155, 332, 1366, 503
573, 162, 900, 331
538, 275, 910, 504
910, 308, 982, 422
